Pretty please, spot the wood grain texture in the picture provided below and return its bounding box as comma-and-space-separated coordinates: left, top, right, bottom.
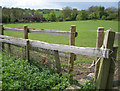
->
68, 25, 76, 79
4, 27, 71, 37
54, 50, 61, 73
0, 35, 111, 58
94, 27, 104, 82
96, 29, 115, 89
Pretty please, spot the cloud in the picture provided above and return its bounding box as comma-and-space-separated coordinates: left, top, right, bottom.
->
0, 0, 63, 9
0, 0, 119, 9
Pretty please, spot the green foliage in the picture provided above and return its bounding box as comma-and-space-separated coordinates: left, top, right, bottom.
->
76, 10, 88, 20
81, 78, 96, 90
98, 6, 105, 19
101, 15, 106, 20
88, 12, 98, 19
106, 13, 117, 20
2, 53, 70, 90
2, 14, 9, 23
48, 11, 56, 21
71, 8, 78, 20
2, 6, 118, 23
62, 6, 72, 20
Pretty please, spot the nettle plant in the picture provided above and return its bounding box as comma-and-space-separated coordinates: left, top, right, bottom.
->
2, 53, 70, 90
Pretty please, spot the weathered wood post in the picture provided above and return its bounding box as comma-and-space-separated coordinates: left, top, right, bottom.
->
7, 43, 11, 57
54, 50, 61, 74
96, 29, 115, 89
94, 27, 104, 82
24, 25, 29, 39
68, 25, 76, 80
24, 25, 29, 61
26, 40, 30, 61
106, 46, 118, 89
0, 25, 4, 53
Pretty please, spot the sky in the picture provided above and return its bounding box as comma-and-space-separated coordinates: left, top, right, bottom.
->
0, 0, 119, 10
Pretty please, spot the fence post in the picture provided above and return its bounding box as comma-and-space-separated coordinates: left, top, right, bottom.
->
96, 29, 115, 89
0, 25, 4, 53
68, 25, 76, 80
54, 50, 61, 74
7, 43, 11, 57
26, 40, 30, 61
106, 46, 118, 89
24, 25, 29, 39
94, 27, 104, 82
24, 25, 29, 61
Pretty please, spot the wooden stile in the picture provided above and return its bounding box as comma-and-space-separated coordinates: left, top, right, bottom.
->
96, 29, 115, 89
68, 25, 76, 80
54, 50, 61, 74
94, 27, 104, 82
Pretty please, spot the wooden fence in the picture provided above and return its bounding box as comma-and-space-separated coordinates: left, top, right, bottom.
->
0, 25, 120, 89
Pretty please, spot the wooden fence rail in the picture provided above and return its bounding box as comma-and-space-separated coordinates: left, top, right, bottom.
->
4, 27, 78, 37
0, 35, 110, 58
3, 27, 119, 41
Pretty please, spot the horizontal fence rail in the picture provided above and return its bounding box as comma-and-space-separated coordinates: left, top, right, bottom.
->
4, 27, 73, 37
0, 35, 110, 58
4, 27, 119, 40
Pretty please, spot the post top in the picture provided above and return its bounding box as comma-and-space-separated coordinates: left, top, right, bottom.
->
97, 27, 104, 30
71, 25, 76, 27
106, 28, 115, 32
24, 25, 27, 27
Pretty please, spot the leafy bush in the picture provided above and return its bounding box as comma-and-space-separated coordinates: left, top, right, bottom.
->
2, 53, 70, 90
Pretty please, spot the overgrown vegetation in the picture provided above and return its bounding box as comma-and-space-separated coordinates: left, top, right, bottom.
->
2, 53, 70, 90
1, 52, 97, 90
81, 78, 96, 90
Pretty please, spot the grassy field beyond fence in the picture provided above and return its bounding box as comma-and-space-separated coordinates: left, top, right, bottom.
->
4, 20, 118, 47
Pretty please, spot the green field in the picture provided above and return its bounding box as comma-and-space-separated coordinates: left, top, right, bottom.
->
4, 20, 118, 47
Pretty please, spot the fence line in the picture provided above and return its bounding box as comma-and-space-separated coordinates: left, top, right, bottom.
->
3, 27, 119, 41
0, 35, 110, 58
4, 27, 78, 37
0, 25, 119, 89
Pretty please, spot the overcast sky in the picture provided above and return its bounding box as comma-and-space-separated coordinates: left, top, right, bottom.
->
0, 0, 119, 10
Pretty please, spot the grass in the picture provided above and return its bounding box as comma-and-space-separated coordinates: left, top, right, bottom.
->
4, 20, 118, 47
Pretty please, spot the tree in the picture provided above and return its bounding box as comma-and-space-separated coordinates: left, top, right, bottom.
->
88, 6, 99, 13
48, 11, 56, 21
105, 7, 118, 13
71, 8, 78, 20
2, 14, 9, 23
76, 10, 88, 20
101, 15, 106, 20
88, 12, 98, 19
106, 13, 117, 20
98, 6, 105, 19
62, 6, 72, 20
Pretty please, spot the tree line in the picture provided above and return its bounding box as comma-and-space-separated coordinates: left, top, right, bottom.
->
1, 6, 119, 23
